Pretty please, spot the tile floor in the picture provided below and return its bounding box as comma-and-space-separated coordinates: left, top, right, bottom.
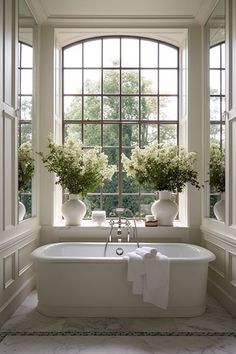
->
0, 290, 236, 353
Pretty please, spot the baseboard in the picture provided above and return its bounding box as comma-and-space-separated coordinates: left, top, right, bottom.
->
0, 276, 35, 328
208, 278, 236, 316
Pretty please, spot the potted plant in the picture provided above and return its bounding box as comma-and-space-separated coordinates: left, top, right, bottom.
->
18, 142, 35, 221
209, 143, 225, 221
122, 143, 200, 225
39, 136, 116, 225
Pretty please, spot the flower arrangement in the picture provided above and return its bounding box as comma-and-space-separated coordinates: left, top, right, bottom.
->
209, 143, 225, 193
122, 143, 200, 193
18, 142, 34, 192
39, 137, 116, 196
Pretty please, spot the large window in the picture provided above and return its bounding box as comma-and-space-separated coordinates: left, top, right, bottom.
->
62, 36, 179, 217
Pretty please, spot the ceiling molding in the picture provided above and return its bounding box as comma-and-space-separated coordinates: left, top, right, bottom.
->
195, 0, 219, 25
25, 0, 48, 24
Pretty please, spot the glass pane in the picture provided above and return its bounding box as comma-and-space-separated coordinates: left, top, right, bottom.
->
103, 38, 120, 67
210, 70, 221, 95
103, 70, 120, 94
221, 69, 225, 95
103, 173, 118, 193
141, 97, 157, 120
84, 195, 101, 217
20, 123, 32, 144
103, 124, 119, 146
159, 124, 177, 144
159, 96, 178, 120
159, 69, 177, 94
103, 148, 119, 165
84, 96, 101, 120
122, 173, 139, 193
20, 193, 32, 218
64, 96, 82, 120
141, 40, 158, 67
103, 195, 119, 217
121, 96, 139, 120
222, 97, 225, 120
121, 38, 139, 67
140, 124, 158, 146
210, 45, 221, 68
84, 40, 101, 67
210, 124, 221, 144
122, 195, 139, 216
64, 44, 82, 67
20, 96, 32, 120
210, 97, 220, 121
221, 43, 225, 68
64, 124, 82, 140
122, 123, 139, 147
121, 70, 139, 94
141, 70, 157, 94
84, 69, 101, 94
103, 96, 120, 120
64, 69, 82, 94
21, 69, 32, 94
159, 44, 178, 68
222, 124, 225, 145
21, 44, 32, 67
140, 195, 154, 217
83, 124, 101, 146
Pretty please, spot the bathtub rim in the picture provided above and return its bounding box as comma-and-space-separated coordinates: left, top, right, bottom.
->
31, 242, 216, 264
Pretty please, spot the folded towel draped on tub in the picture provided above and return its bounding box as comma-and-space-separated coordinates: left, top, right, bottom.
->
124, 247, 170, 309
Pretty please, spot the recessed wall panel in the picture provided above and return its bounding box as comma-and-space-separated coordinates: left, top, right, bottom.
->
3, 252, 16, 289
18, 241, 35, 276
205, 240, 226, 277
229, 252, 236, 287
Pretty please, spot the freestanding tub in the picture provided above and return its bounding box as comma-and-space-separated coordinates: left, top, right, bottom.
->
31, 242, 215, 317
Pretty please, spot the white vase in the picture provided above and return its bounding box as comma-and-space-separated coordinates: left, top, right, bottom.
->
61, 194, 86, 226
213, 192, 225, 222
18, 201, 26, 221
151, 190, 178, 226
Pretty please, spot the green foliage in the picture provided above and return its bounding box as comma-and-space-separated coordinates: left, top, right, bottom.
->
209, 143, 225, 192
18, 142, 34, 192
122, 143, 200, 193
39, 137, 116, 196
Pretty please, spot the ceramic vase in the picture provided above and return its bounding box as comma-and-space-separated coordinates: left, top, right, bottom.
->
61, 194, 86, 226
213, 192, 225, 222
18, 201, 26, 221
151, 190, 178, 226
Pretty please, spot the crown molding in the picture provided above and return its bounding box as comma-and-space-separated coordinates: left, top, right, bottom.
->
195, 0, 219, 25
25, 0, 48, 24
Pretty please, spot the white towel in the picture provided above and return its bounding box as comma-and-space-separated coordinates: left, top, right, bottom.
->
142, 247, 158, 257
124, 252, 145, 294
135, 247, 157, 258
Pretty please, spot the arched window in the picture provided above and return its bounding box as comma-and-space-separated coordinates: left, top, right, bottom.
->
62, 36, 179, 217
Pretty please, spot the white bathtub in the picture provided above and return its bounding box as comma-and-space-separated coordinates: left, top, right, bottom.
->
31, 242, 215, 318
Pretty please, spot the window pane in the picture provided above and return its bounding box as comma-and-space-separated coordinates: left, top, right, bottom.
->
103, 124, 119, 146
84, 69, 101, 94
64, 44, 82, 67
221, 70, 225, 95
122, 123, 139, 147
221, 43, 225, 68
64, 96, 82, 120
103, 70, 120, 94
20, 123, 32, 144
103, 96, 120, 120
103, 38, 120, 67
64, 124, 82, 140
159, 44, 178, 68
64, 69, 82, 94
103, 148, 119, 165
122, 173, 139, 193
141, 70, 157, 94
141, 40, 157, 67
121, 96, 139, 120
210, 97, 220, 121
21, 69, 32, 94
222, 97, 225, 120
103, 195, 119, 216
85, 195, 101, 217
121, 70, 139, 94
210, 45, 221, 68
122, 195, 139, 216
140, 124, 158, 146
83, 124, 101, 145
210, 124, 221, 143
159, 96, 178, 120
121, 38, 139, 67
103, 173, 118, 193
21, 44, 32, 67
141, 97, 157, 120
210, 70, 220, 95
84, 40, 101, 67
159, 70, 177, 94
140, 195, 153, 216
20, 96, 32, 120
84, 96, 101, 120
159, 124, 177, 144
